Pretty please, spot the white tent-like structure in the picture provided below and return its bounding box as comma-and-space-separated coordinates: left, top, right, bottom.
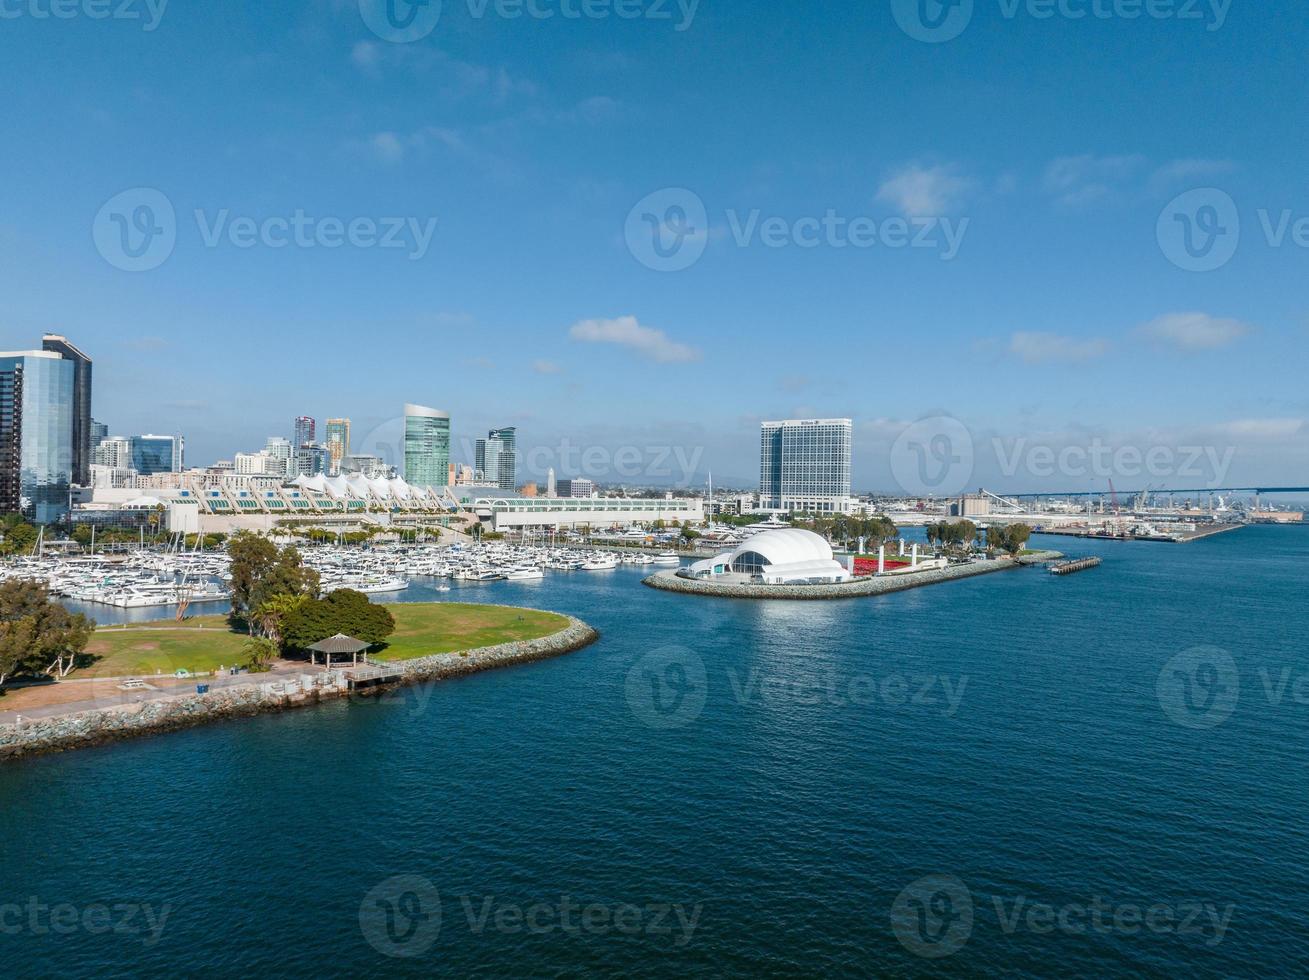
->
688, 528, 851, 585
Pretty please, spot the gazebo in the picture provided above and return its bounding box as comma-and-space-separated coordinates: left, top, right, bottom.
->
307, 634, 370, 669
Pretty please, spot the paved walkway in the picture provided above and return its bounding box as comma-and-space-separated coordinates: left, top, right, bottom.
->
0, 662, 324, 727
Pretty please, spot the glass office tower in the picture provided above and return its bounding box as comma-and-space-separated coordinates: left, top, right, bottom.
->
404, 404, 450, 487
324, 419, 351, 475
0, 351, 75, 523
42, 335, 93, 486
129, 435, 184, 475
759, 418, 853, 514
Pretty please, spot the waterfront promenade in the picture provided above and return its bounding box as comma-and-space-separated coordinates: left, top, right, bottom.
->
643, 551, 1063, 600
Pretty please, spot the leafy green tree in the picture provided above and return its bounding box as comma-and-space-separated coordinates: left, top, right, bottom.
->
991, 523, 1033, 556
280, 589, 396, 651
0, 580, 94, 685
242, 637, 279, 673
227, 532, 319, 625
0, 522, 38, 557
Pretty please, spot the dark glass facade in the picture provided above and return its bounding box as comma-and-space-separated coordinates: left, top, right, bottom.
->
42, 335, 92, 486
0, 353, 75, 524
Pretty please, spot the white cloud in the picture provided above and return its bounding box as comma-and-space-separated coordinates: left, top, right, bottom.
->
1151, 158, 1237, 185
533, 360, 562, 374
876, 164, 970, 216
1009, 331, 1110, 364
370, 132, 405, 164
1210, 418, 1304, 440
351, 41, 381, 71
1140, 312, 1252, 351
1043, 154, 1144, 207
568, 316, 701, 364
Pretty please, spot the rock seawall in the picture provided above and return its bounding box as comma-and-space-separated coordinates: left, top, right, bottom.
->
0, 615, 598, 761
642, 552, 1063, 601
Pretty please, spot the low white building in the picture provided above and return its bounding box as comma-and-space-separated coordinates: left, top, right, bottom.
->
688, 528, 852, 585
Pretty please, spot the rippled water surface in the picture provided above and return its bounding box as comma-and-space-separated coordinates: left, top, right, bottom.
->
1, 527, 1306, 976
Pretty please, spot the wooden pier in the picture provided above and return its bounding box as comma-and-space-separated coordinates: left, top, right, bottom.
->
1050, 557, 1103, 576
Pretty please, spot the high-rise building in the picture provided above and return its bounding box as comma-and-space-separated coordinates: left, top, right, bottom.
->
295, 444, 329, 478
41, 335, 92, 486
90, 418, 109, 448
324, 418, 351, 475
476, 426, 517, 490
489, 426, 516, 490
403, 404, 450, 488
0, 350, 75, 523
129, 434, 185, 476
546, 467, 556, 498
263, 437, 293, 477
93, 436, 132, 468
557, 477, 594, 499
759, 418, 853, 514
293, 416, 315, 450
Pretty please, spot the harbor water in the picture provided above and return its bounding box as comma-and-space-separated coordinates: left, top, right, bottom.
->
1, 525, 1306, 975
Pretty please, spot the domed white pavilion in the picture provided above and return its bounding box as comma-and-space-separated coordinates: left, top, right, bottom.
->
686, 528, 852, 585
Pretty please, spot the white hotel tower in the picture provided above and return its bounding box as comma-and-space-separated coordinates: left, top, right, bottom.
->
759, 418, 854, 514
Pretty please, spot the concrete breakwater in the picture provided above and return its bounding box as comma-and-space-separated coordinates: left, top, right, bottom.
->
0, 615, 598, 761
643, 552, 1064, 601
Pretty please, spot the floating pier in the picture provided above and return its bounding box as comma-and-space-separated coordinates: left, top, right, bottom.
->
1049, 557, 1102, 576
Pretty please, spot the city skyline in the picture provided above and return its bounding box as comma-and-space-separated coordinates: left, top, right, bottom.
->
1, 4, 1305, 492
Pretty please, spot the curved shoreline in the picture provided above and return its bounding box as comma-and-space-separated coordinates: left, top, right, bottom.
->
642, 551, 1063, 600
0, 611, 599, 761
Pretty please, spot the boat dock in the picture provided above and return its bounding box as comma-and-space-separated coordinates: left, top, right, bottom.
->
1050, 557, 1102, 576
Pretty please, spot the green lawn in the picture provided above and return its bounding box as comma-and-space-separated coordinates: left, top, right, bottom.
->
374, 603, 570, 662
80, 625, 252, 678
78, 603, 570, 676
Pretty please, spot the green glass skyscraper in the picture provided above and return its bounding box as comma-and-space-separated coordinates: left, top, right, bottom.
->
403, 404, 450, 488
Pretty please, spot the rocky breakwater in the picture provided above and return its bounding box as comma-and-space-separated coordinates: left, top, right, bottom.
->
0, 614, 599, 760
642, 552, 1064, 601
392, 616, 599, 683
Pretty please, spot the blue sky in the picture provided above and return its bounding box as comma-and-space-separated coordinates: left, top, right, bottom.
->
1, 0, 1306, 493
